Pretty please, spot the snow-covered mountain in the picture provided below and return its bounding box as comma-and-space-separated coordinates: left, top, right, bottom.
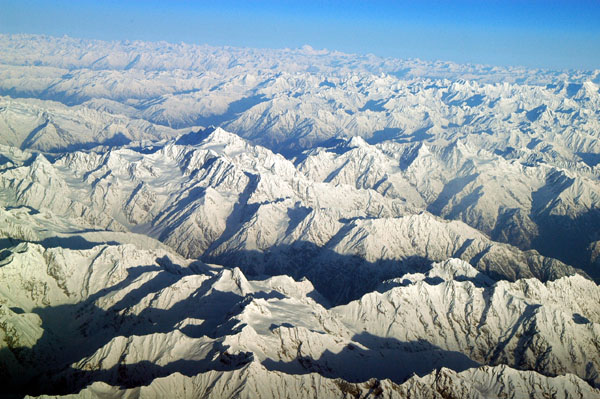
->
0, 96, 192, 152
1, 34, 599, 398
296, 135, 600, 279
0, 129, 582, 303
1, 35, 599, 152
1, 205, 598, 397
1, 129, 597, 397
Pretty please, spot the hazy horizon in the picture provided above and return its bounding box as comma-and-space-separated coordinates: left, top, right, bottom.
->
1, 0, 599, 70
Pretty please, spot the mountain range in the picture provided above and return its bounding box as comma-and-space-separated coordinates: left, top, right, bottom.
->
0, 34, 599, 398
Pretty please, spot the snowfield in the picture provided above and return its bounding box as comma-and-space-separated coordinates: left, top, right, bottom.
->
0, 34, 599, 398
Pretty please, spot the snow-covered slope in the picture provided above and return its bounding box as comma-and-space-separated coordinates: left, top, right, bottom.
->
335, 261, 600, 385
0, 96, 192, 152
297, 137, 600, 276
0, 129, 581, 304
1, 34, 598, 278
1, 35, 599, 152
1, 217, 598, 397
1, 34, 599, 398
2, 34, 596, 81
30, 365, 600, 399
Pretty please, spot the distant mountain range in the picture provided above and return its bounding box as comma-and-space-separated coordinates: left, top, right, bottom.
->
0, 34, 599, 398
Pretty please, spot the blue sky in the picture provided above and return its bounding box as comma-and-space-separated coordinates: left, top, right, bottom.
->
1, 0, 599, 70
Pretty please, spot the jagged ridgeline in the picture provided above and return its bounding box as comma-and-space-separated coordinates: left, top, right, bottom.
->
0, 35, 599, 398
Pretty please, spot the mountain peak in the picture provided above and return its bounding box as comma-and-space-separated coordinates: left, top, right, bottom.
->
347, 135, 369, 149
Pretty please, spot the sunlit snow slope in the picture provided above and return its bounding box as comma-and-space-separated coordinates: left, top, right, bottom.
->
0, 34, 599, 398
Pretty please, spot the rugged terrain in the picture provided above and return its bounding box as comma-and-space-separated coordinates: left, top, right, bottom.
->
0, 35, 599, 398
